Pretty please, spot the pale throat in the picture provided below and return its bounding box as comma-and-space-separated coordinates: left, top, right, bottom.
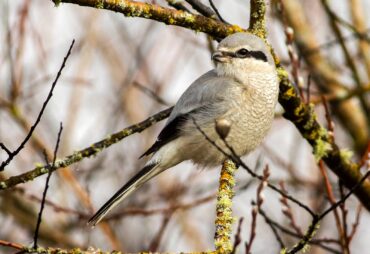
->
215, 61, 275, 87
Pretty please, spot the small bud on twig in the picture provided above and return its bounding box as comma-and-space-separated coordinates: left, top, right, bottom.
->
215, 118, 231, 139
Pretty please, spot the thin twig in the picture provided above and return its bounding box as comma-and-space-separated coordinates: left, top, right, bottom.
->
132, 81, 169, 106
319, 170, 370, 220
246, 166, 269, 254
0, 40, 74, 171
279, 182, 303, 236
185, 0, 216, 18
348, 205, 362, 243
208, 0, 228, 23
33, 123, 63, 248
148, 213, 173, 251
258, 208, 340, 254
231, 217, 244, 254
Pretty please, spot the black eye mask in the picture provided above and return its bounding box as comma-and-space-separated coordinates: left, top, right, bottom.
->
224, 48, 268, 62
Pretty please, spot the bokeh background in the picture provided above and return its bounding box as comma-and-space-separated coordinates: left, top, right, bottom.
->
0, 0, 369, 253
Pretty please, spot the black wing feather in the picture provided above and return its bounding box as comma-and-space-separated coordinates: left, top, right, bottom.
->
140, 108, 202, 158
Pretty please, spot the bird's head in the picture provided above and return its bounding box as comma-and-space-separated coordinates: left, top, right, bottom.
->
212, 33, 275, 78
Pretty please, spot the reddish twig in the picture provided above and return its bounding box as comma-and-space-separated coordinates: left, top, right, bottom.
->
279, 182, 303, 236
338, 182, 350, 253
321, 95, 335, 139
231, 217, 244, 254
0, 239, 23, 251
278, 0, 305, 101
348, 205, 362, 243
245, 166, 270, 254
148, 213, 173, 251
318, 160, 345, 250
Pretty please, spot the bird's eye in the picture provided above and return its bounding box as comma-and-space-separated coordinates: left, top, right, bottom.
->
236, 48, 250, 58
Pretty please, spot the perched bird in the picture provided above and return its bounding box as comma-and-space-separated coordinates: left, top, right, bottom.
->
88, 32, 279, 226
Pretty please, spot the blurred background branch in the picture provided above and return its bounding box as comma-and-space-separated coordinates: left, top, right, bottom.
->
1, 0, 370, 253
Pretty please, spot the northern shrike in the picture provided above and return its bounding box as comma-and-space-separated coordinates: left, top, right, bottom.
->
88, 33, 279, 226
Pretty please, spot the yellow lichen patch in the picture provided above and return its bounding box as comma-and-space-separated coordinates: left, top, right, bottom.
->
313, 137, 332, 161
339, 149, 354, 164
95, 0, 104, 9
277, 67, 289, 80
214, 159, 237, 254
302, 104, 316, 130
293, 102, 305, 119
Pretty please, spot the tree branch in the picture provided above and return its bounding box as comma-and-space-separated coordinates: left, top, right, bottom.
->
0, 107, 172, 190
53, 0, 243, 39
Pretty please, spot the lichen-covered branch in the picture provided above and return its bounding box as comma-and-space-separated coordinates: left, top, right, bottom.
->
278, 71, 370, 211
214, 159, 237, 253
0, 107, 172, 190
249, 0, 267, 38
280, 0, 369, 152
0, 240, 110, 254
53, 0, 244, 39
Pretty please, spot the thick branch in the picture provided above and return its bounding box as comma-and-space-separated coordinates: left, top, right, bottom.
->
214, 159, 237, 253
249, 0, 267, 38
54, 0, 243, 39
278, 71, 370, 211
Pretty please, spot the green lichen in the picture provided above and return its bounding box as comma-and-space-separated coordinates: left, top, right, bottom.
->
313, 138, 332, 162
53, 0, 61, 7
39, 167, 49, 174
277, 67, 289, 80
302, 244, 311, 253
0, 181, 7, 189
118, 1, 127, 10
302, 104, 316, 130
181, 12, 195, 23
34, 162, 44, 168
339, 149, 354, 164
95, 0, 104, 9
293, 103, 305, 119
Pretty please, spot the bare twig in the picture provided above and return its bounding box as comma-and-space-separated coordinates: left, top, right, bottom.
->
318, 160, 346, 253
246, 166, 269, 254
185, 0, 216, 19
132, 81, 169, 106
208, 0, 228, 24
348, 205, 362, 243
0, 40, 74, 171
148, 213, 173, 251
231, 217, 244, 254
279, 182, 303, 236
258, 208, 340, 254
33, 123, 63, 248
166, 0, 192, 13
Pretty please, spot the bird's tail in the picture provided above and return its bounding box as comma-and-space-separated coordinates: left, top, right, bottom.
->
88, 162, 161, 226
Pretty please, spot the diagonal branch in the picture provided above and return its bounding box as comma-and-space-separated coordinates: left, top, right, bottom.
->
53, 0, 243, 39
0, 107, 172, 191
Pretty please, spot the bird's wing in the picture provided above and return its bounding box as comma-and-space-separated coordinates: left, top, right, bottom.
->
140, 70, 239, 157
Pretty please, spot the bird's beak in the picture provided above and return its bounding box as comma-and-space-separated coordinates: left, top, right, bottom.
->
212, 51, 230, 63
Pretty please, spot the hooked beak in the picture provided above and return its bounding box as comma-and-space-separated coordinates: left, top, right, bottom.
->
212, 51, 231, 63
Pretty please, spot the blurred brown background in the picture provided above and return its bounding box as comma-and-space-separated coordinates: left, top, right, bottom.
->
0, 0, 369, 253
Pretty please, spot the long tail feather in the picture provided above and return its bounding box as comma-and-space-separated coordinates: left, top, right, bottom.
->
88, 162, 160, 226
